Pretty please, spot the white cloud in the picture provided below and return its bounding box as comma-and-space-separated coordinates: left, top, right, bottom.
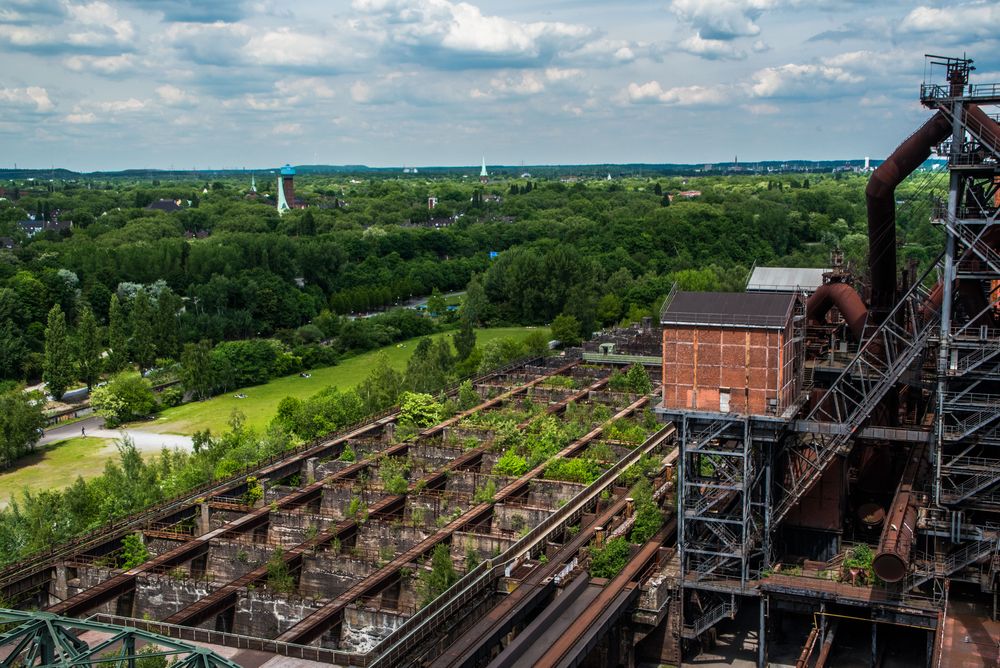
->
350, 0, 627, 68
899, 4, 1000, 40
156, 84, 197, 106
91, 98, 146, 113
273, 122, 303, 135
275, 77, 336, 99
0, 86, 54, 112
742, 102, 780, 114
668, 0, 771, 40
350, 81, 372, 103
544, 68, 581, 82
678, 33, 747, 60
64, 112, 97, 124
166, 22, 356, 72
0, 24, 50, 48
749, 63, 861, 97
64, 54, 138, 75
65, 1, 135, 48
626, 81, 731, 106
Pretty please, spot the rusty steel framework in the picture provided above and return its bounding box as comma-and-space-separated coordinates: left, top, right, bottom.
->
923, 54, 1000, 596
659, 55, 1000, 668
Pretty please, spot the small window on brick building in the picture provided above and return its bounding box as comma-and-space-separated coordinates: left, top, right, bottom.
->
720, 388, 731, 413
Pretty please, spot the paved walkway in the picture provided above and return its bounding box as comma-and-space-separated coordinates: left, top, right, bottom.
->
39, 416, 193, 454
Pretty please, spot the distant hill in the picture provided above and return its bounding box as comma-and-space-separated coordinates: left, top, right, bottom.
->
0, 158, 946, 180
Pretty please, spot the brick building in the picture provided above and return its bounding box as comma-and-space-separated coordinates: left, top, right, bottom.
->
660, 290, 801, 416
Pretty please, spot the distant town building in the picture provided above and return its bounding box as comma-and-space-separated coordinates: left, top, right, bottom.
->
0, 236, 17, 249
17, 218, 43, 237
147, 199, 183, 213
480, 157, 488, 184
428, 196, 438, 209
17, 213, 73, 236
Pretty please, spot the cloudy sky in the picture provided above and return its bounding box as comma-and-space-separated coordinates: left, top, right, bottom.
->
1, 0, 998, 171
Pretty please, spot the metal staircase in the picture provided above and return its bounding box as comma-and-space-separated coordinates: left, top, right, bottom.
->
943, 217, 1000, 276
908, 538, 998, 591
942, 469, 1000, 505
773, 278, 940, 526
942, 402, 1000, 441
950, 336, 1000, 376
682, 597, 736, 639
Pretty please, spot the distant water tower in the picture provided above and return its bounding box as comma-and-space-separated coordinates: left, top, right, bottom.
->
277, 164, 295, 215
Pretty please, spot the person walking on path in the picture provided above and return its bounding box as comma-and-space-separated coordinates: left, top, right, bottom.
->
81, 425, 86, 437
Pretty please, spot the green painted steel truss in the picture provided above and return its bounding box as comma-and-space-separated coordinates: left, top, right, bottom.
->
0, 609, 240, 667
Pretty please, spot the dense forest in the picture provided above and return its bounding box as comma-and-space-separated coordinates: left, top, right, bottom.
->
0, 169, 944, 387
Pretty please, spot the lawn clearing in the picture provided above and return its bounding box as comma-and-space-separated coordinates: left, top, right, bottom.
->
0, 437, 116, 507
145, 326, 547, 436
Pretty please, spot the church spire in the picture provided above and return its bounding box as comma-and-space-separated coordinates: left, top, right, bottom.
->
480, 156, 488, 183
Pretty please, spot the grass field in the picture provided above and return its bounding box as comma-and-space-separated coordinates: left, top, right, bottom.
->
0, 437, 115, 506
144, 326, 547, 435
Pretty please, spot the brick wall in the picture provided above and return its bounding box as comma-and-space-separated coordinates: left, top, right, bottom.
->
662, 323, 797, 415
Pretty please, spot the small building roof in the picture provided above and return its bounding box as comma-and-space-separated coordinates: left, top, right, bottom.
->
661, 290, 796, 329
746, 266, 828, 293
147, 199, 182, 212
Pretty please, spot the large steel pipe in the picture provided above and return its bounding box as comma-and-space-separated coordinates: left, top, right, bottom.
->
805, 282, 868, 339
866, 111, 952, 315
873, 442, 928, 582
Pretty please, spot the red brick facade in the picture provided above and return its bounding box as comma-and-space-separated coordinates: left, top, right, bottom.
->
661, 320, 797, 416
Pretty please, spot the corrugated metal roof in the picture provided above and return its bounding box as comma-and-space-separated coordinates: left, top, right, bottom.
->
746, 267, 829, 293
660, 290, 796, 329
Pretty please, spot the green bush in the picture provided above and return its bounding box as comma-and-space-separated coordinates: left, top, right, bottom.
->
157, 386, 183, 408
473, 479, 496, 503
493, 449, 529, 477
628, 478, 663, 544
120, 532, 149, 569
608, 363, 653, 394
419, 543, 458, 607
267, 548, 295, 593
380, 456, 411, 494
544, 456, 602, 484
399, 392, 443, 428
91, 372, 157, 427
457, 380, 480, 410
589, 537, 629, 578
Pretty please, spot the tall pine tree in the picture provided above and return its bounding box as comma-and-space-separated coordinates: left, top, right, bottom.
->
154, 289, 181, 360
453, 314, 476, 361
43, 304, 73, 399
106, 293, 129, 372
462, 274, 487, 326
130, 289, 155, 373
75, 306, 102, 390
